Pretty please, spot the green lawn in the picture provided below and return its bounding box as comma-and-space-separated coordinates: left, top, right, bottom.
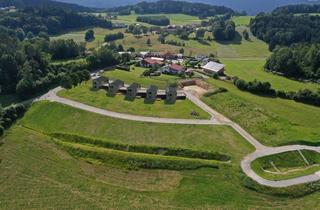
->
231, 16, 254, 26
102, 67, 180, 89
20, 101, 252, 159
252, 150, 320, 180
202, 79, 320, 146
222, 59, 320, 92
58, 81, 210, 119
51, 27, 125, 49
1, 103, 320, 208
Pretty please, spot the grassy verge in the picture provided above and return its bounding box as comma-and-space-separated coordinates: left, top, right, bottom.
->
251, 150, 320, 181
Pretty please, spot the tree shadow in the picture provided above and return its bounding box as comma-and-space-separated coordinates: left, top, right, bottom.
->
197, 39, 210, 46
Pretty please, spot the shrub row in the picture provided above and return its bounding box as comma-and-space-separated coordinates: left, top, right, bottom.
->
203, 88, 228, 97
165, 40, 185, 46
0, 104, 28, 136
57, 141, 221, 170
116, 65, 130, 71
104, 32, 124, 42
50, 133, 231, 162
233, 77, 320, 107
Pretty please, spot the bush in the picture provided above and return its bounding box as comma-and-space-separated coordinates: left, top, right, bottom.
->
116, 65, 130, 71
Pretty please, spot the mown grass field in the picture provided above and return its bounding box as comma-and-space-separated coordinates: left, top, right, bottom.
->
58, 81, 210, 119
51, 27, 125, 49
1, 103, 320, 209
231, 16, 254, 26
252, 150, 320, 180
222, 59, 320, 92
202, 78, 320, 146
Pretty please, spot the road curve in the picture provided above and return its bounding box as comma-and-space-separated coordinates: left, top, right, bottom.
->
31, 86, 320, 188
241, 145, 320, 188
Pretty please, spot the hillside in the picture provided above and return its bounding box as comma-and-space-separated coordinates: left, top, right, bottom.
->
57, 0, 320, 14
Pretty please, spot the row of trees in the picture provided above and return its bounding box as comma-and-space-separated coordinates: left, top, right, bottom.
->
87, 45, 120, 69
0, 104, 27, 136
212, 19, 236, 41
233, 77, 320, 106
250, 13, 320, 50
273, 4, 320, 15
136, 16, 170, 26
265, 43, 320, 80
110, 0, 235, 18
104, 32, 124, 42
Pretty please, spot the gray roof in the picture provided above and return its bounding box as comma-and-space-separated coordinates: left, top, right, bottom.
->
202, 61, 225, 72
111, 79, 124, 86
128, 83, 141, 89
147, 85, 158, 92
92, 75, 108, 82
166, 86, 177, 93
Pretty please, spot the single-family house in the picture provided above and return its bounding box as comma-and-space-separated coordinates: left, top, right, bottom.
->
202, 61, 225, 75
146, 85, 158, 102
108, 80, 124, 95
166, 87, 177, 104
141, 58, 164, 68
162, 64, 185, 75
92, 76, 108, 89
126, 83, 141, 99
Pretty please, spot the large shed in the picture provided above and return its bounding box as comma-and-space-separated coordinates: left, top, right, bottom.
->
202, 61, 225, 75
166, 87, 177, 104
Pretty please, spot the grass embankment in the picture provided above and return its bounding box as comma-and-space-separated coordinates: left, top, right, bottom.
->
58, 67, 210, 119
1, 105, 320, 208
202, 78, 320, 147
252, 150, 320, 181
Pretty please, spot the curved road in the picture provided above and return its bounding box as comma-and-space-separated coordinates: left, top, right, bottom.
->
32, 87, 320, 188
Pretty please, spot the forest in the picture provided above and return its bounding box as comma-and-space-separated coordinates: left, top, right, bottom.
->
265, 43, 320, 81
250, 13, 320, 50
272, 4, 320, 14
136, 16, 170, 26
0, 6, 112, 36
109, 0, 235, 18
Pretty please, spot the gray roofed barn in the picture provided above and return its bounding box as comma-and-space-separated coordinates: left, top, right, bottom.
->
166, 86, 177, 104
202, 61, 225, 75
126, 83, 141, 99
146, 85, 158, 102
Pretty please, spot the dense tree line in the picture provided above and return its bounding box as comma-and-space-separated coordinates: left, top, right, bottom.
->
136, 16, 170, 26
126, 24, 149, 35
0, 6, 112, 36
49, 39, 85, 60
109, 0, 235, 18
104, 32, 124, 42
86, 45, 120, 69
0, 0, 92, 12
250, 13, 320, 50
233, 77, 320, 107
265, 43, 320, 81
272, 4, 320, 15
212, 19, 236, 41
0, 104, 27, 136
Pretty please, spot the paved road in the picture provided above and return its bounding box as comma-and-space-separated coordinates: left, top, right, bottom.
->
241, 145, 320, 188
29, 86, 320, 187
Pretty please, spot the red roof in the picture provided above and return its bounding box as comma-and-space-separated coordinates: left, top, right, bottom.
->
170, 64, 185, 72
143, 58, 163, 65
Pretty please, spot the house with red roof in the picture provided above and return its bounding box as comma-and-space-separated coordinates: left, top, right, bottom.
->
141, 57, 164, 68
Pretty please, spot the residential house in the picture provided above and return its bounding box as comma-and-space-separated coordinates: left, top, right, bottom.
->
92, 76, 108, 89
202, 61, 225, 75
162, 64, 185, 75
166, 87, 177, 104
126, 83, 141, 99
108, 80, 124, 95
146, 85, 158, 102
141, 58, 164, 68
